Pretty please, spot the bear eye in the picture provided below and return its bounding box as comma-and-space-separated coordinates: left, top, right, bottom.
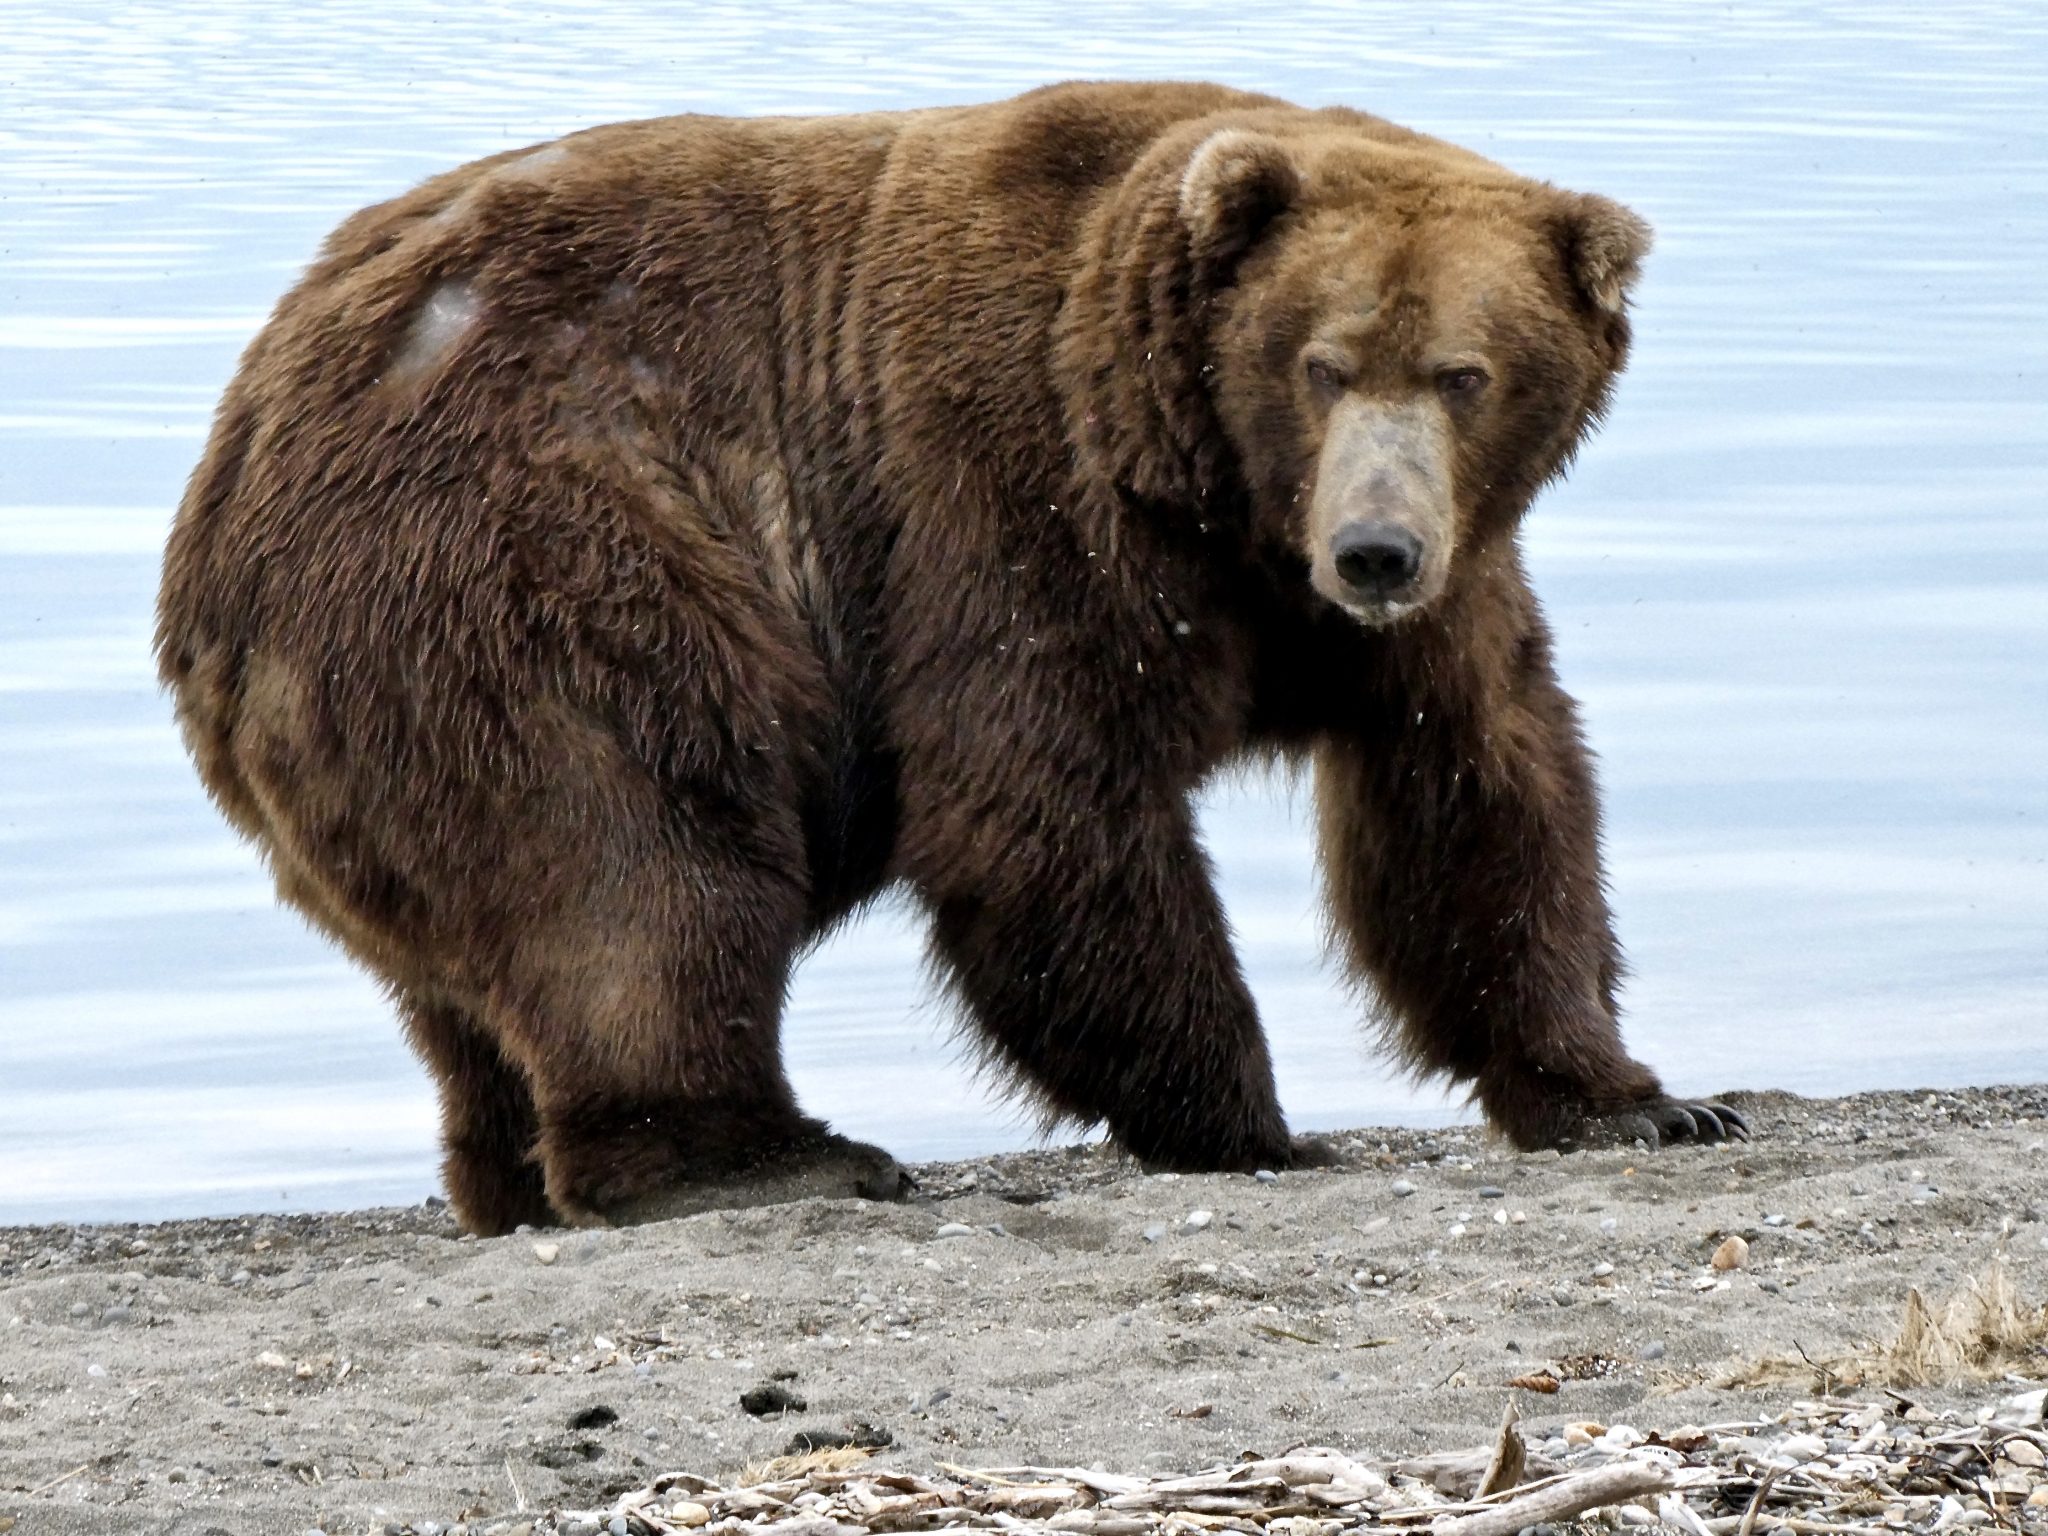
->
1304, 355, 1351, 392
1436, 365, 1490, 400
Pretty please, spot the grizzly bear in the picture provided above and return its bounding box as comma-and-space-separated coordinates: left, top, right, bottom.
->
156, 80, 1745, 1236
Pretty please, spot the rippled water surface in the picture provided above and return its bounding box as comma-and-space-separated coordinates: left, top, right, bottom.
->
5, 2, 2046, 1222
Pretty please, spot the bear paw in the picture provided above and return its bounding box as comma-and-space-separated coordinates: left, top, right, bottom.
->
591, 1132, 912, 1227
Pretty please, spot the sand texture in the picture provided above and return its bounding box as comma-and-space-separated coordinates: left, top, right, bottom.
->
3, 1086, 2046, 1534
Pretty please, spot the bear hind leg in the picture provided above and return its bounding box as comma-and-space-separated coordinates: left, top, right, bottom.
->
479, 808, 906, 1227
400, 994, 550, 1235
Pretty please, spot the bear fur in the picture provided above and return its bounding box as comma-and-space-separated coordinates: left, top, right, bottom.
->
157, 81, 1743, 1236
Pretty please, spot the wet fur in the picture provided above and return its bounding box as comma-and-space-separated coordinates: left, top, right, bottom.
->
160, 82, 1678, 1235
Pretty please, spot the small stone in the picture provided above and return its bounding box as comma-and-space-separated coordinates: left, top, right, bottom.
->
1641, 1341, 1666, 1360
1591, 1262, 1615, 1278
740, 1382, 805, 1416
1762, 1213, 1789, 1227
1477, 1186, 1506, 1199
672, 1504, 711, 1527
2002, 1438, 2043, 1467
1254, 1170, 1278, 1183
1182, 1210, 1214, 1232
933, 1222, 974, 1239
86, 1362, 107, 1378
102, 1304, 133, 1324
1141, 1223, 1168, 1243
419, 1523, 444, 1536
1563, 1422, 1603, 1446
1711, 1234, 1749, 1270
532, 1242, 560, 1265
68, 1301, 91, 1318
610, 1519, 629, 1536
1991, 1388, 2046, 1426
1598, 1217, 1619, 1236
1777, 1432, 1827, 1462
1391, 1179, 1417, 1198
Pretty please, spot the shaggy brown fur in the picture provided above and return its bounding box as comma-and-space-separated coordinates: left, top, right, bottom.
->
158, 81, 1744, 1236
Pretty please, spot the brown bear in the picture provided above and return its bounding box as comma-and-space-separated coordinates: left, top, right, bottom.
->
156, 80, 1745, 1237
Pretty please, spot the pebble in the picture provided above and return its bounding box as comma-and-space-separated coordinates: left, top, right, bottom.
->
86, 1363, 107, 1378
1641, 1341, 1666, 1360
68, 1301, 91, 1318
933, 1223, 974, 1240
532, 1242, 560, 1266
610, 1519, 630, 1536
1776, 1432, 1827, 1462
1390, 1179, 1417, 1198
1254, 1170, 1278, 1183
1763, 1213, 1789, 1227
739, 1383, 805, 1416
1141, 1224, 1168, 1243
1598, 1217, 1619, 1236
1477, 1186, 1506, 1199
1711, 1234, 1750, 1270
1182, 1210, 1214, 1232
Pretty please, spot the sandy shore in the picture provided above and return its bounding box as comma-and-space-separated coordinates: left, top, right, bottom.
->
3, 1085, 2045, 1534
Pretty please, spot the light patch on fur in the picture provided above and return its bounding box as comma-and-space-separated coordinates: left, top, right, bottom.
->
734, 448, 803, 608
389, 281, 480, 383
500, 142, 571, 180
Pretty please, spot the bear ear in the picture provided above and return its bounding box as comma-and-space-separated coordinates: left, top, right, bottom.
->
1554, 192, 1653, 315
1178, 129, 1301, 281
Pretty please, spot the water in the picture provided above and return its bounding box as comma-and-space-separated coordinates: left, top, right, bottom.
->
4, 1, 2046, 1224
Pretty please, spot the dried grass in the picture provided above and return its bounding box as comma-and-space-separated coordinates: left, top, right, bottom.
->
1717, 1260, 2048, 1391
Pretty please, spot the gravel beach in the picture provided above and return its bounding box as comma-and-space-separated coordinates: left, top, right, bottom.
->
3, 1085, 2045, 1534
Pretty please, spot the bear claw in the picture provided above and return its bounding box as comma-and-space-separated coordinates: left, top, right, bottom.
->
1574, 1098, 1751, 1151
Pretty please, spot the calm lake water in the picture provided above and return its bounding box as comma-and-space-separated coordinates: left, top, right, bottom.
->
4, 2, 2046, 1223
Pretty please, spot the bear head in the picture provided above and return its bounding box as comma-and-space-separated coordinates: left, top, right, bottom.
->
1065, 115, 1650, 631
1187, 125, 1649, 624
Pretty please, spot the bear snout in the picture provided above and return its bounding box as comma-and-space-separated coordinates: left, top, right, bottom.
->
1330, 521, 1424, 602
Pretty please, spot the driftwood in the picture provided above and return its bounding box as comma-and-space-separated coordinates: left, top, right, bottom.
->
1429, 1460, 1676, 1536
518, 1384, 2048, 1536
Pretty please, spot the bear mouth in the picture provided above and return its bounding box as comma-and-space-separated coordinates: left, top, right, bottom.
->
1338, 594, 1425, 628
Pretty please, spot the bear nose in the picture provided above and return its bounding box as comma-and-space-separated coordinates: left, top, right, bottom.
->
1331, 522, 1423, 599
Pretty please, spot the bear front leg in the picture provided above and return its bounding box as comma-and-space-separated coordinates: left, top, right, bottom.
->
1316, 608, 1747, 1151
911, 794, 1295, 1172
